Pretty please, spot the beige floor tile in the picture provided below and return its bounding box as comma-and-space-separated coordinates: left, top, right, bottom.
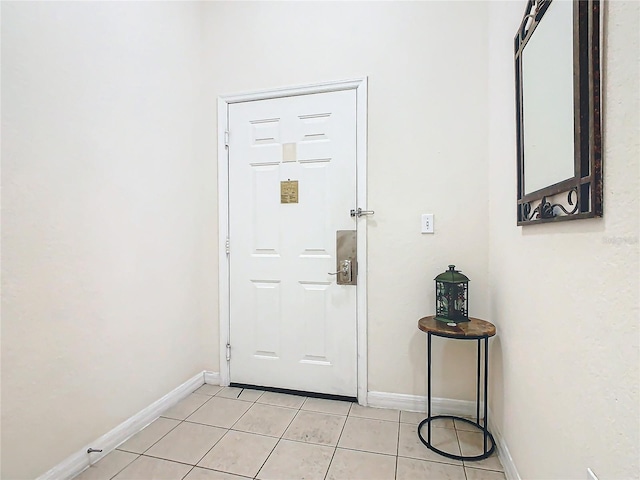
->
399, 422, 462, 465
337, 417, 399, 456
349, 404, 399, 422
197, 430, 278, 477
325, 448, 396, 480
463, 458, 505, 472
396, 457, 466, 480
454, 416, 485, 432
187, 396, 252, 428
74, 451, 139, 480
117, 418, 180, 454
465, 466, 507, 480
457, 431, 503, 471
145, 422, 226, 465
112, 456, 192, 480
301, 397, 352, 416
283, 410, 346, 446
400, 411, 455, 429
216, 387, 264, 402
256, 439, 333, 480
256, 391, 306, 409
232, 403, 297, 437
184, 467, 249, 480
399, 410, 425, 425
161, 394, 211, 421
195, 384, 223, 396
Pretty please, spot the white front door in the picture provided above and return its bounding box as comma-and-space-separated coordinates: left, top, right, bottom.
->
227, 89, 357, 397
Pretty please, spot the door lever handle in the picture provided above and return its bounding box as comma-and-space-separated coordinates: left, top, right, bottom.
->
350, 208, 375, 218
328, 259, 352, 283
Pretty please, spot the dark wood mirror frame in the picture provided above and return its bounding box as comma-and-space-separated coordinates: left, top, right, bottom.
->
515, 0, 602, 225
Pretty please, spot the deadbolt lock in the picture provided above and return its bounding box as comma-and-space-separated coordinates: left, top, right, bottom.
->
328, 230, 357, 285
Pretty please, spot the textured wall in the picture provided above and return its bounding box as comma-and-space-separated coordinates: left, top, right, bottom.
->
487, 1, 640, 478
1, 2, 214, 478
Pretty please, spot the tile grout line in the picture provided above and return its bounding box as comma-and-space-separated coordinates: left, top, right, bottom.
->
278, 397, 309, 442
152, 388, 220, 469
134, 387, 246, 476
253, 395, 309, 480
160, 389, 216, 423
117, 417, 182, 457
224, 392, 263, 431
106, 452, 140, 480
180, 464, 196, 480
321, 447, 338, 480
253, 436, 281, 480
193, 465, 254, 479
456, 420, 506, 475
94, 386, 193, 479
460, 419, 469, 480
395, 412, 401, 480
252, 400, 306, 478
326, 445, 400, 458
139, 453, 213, 468
394, 454, 399, 480
282, 403, 305, 439
109, 386, 208, 479
187, 428, 228, 472
321, 401, 354, 480
195, 388, 266, 476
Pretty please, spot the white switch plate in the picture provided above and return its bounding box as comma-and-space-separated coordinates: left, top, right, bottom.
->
421, 214, 434, 234
587, 468, 598, 480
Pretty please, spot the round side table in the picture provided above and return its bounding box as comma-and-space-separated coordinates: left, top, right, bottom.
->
417, 315, 497, 461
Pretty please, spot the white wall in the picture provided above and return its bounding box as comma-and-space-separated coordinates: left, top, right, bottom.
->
488, 2, 640, 479
201, 1, 491, 400
1, 2, 215, 478
1, 4, 495, 476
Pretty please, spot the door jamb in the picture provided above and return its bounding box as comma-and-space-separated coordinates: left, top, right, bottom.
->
217, 78, 369, 405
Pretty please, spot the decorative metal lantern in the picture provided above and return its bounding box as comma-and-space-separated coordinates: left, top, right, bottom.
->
435, 265, 469, 324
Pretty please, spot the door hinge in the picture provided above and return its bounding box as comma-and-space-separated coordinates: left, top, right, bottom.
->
226, 343, 231, 361
225, 237, 230, 255
224, 130, 229, 147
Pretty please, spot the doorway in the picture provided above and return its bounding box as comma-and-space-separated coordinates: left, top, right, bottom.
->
218, 79, 369, 403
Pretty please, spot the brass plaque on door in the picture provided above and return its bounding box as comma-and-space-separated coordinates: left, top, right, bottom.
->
280, 180, 299, 204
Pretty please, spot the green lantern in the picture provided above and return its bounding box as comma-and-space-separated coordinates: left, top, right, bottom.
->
435, 265, 469, 324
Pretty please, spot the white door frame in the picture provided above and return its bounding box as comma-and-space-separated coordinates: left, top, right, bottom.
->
217, 78, 368, 404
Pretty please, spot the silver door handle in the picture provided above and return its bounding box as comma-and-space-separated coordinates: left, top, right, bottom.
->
350, 208, 375, 218
328, 259, 352, 283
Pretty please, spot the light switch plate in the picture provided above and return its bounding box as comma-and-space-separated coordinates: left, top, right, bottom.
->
421, 214, 434, 234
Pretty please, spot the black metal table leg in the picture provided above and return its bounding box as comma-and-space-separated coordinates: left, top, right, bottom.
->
484, 335, 489, 453
427, 332, 432, 446
476, 338, 481, 424
417, 331, 496, 461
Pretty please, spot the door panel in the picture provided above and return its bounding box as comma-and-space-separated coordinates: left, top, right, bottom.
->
228, 89, 357, 396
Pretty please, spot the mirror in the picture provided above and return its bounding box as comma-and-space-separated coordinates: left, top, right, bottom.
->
515, 0, 602, 225
522, 0, 574, 195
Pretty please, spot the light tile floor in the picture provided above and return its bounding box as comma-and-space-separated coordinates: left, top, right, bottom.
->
75, 386, 505, 480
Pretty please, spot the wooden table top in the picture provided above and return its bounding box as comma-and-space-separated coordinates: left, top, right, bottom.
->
418, 315, 496, 339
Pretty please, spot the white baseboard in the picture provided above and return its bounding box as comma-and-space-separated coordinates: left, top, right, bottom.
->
36, 372, 207, 480
486, 415, 521, 480
367, 391, 520, 480
204, 371, 221, 385
367, 391, 476, 416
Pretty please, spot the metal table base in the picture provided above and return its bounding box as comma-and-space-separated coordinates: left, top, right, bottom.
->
418, 333, 495, 461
